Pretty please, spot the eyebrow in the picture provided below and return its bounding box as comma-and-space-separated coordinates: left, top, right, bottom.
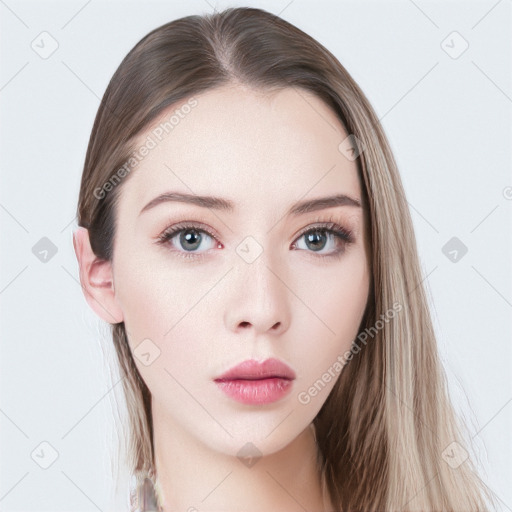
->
139, 191, 361, 217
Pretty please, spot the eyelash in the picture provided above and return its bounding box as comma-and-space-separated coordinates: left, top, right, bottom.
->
155, 215, 355, 262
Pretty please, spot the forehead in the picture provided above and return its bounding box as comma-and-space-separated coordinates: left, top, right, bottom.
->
123, 84, 361, 216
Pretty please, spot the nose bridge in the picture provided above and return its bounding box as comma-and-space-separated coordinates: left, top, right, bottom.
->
225, 235, 290, 334
241, 240, 278, 295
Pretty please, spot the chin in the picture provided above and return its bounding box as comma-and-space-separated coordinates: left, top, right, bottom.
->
193, 415, 314, 459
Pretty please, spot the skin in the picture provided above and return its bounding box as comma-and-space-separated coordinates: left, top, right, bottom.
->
74, 83, 370, 511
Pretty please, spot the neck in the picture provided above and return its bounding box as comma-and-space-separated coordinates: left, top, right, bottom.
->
150, 404, 332, 512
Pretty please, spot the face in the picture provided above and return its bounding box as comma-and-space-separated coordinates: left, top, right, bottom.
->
110, 84, 370, 456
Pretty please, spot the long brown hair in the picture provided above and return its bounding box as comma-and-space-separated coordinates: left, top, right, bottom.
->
76, 7, 496, 510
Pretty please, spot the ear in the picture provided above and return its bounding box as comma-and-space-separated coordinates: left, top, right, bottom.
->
73, 227, 124, 324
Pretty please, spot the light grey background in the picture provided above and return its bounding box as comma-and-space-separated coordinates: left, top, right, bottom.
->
1, 0, 511, 510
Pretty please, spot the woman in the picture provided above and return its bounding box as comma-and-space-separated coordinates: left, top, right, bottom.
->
73, 6, 495, 511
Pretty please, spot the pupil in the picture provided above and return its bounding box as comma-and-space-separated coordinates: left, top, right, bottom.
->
180, 229, 201, 251
306, 231, 326, 251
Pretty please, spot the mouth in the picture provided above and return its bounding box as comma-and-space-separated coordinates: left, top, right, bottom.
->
215, 376, 292, 381
214, 357, 296, 381
213, 358, 296, 405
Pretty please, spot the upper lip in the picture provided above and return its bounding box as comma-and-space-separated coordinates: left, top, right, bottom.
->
214, 358, 296, 381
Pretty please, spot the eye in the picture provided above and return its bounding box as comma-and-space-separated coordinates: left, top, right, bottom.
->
155, 216, 355, 261
291, 218, 354, 259
156, 221, 221, 260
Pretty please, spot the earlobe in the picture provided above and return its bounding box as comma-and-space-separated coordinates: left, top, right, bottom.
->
73, 226, 124, 324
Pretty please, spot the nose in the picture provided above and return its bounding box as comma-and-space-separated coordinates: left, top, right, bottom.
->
224, 248, 291, 336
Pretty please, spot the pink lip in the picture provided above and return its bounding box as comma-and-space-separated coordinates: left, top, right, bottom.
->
214, 358, 296, 405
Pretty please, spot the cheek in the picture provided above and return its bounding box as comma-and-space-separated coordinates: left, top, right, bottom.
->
295, 253, 369, 337
113, 246, 210, 336
291, 252, 369, 374
112, 249, 220, 384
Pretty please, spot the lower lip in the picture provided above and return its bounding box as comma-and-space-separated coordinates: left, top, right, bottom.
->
214, 378, 293, 405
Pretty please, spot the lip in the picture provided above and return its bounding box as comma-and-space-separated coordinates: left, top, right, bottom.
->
214, 358, 296, 405
215, 358, 296, 381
